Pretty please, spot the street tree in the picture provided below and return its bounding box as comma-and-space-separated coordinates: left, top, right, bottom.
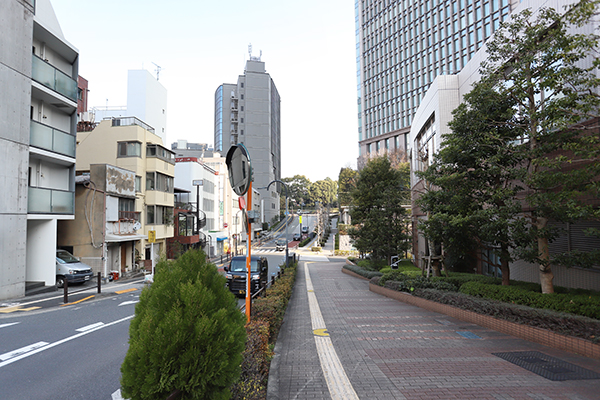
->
417, 81, 528, 285
308, 178, 338, 207
338, 167, 358, 207
479, 0, 600, 293
350, 156, 410, 264
281, 175, 311, 207
121, 250, 246, 400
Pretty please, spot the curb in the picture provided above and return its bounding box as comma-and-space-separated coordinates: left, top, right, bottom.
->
369, 282, 600, 360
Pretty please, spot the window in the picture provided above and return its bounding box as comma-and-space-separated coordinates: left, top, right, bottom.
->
117, 141, 141, 157
147, 205, 155, 224
135, 176, 142, 192
146, 172, 174, 193
146, 144, 175, 164
146, 172, 155, 190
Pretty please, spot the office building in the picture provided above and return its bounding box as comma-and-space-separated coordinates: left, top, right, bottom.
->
215, 57, 281, 225
355, 0, 514, 160
0, 0, 79, 298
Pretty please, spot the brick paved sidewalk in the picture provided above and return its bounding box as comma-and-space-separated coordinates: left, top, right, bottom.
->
267, 260, 600, 400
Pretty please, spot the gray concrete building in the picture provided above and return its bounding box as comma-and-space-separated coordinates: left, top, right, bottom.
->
1, 0, 79, 299
215, 58, 281, 225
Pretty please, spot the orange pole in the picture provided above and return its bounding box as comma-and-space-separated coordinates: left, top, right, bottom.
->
245, 182, 252, 323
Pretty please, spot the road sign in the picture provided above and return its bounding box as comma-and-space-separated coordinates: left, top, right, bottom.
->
225, 144, 252, 196
148, 230, 156, 243
192, 179, 203, 186
239, 196, 246, 210
299, 215, 303, 224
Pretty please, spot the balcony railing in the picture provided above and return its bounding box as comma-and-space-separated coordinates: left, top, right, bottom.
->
30, 120, 76, 157
32, 55, 77, 102
110, 116, 155, 134
28, 187, 74, 214
119, 211, 140, 221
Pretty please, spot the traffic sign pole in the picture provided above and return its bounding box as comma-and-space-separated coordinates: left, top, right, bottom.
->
245, 182, 252, 323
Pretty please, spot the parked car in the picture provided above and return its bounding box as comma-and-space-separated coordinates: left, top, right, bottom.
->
301, 226, 309, 234
293, 233, 301, 241
275, 238, 287, 251
224, 256, 269, 297
56, 249, 94, 288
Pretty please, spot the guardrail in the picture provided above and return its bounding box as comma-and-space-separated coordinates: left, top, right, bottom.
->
63, 272, 102, 303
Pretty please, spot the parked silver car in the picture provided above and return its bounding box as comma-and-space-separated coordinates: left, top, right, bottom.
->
56, 250, 94, 288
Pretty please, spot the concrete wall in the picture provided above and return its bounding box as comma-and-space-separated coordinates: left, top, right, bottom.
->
0, 0, 34, 300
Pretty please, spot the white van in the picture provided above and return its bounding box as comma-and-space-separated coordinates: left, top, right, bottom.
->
56, 250, 94, 288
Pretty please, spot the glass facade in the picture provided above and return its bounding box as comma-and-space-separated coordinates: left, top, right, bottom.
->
356, 0, 513, 154
214, 85, 223, 152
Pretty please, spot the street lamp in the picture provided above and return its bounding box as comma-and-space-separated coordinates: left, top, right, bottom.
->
259, 180, 290, 269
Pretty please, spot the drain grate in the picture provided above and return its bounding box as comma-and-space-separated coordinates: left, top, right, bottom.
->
492, 351, 600, 381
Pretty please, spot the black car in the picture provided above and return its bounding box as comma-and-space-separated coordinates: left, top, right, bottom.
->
293, 233, 301, 241
224, 256, 269, 297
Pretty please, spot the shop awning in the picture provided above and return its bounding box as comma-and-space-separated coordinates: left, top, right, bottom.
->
105, 233, 147, 243
216, 236, 228, 242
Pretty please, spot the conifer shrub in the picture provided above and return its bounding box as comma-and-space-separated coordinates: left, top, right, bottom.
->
120, 250, 246, 400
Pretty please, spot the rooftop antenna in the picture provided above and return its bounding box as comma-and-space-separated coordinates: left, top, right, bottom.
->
248, 43, 262, 61
152, 62, 162, 81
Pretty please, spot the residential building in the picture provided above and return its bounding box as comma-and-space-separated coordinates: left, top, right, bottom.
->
409, 0, 600, 290
57, 164, 146, 278
167, 187, 206, 259
0, 0, 79, 299
92, 69, 168, 144
355, 0, 513, 161
76, 117, 175, 268
173, 156, 218, 255
214, 57, 281, 225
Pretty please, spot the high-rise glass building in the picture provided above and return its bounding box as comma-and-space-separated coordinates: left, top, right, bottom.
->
355, 0, 515, 159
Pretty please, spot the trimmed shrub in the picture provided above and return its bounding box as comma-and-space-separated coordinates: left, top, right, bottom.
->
230, 320, 272, 400
459, 281, 600, 320
343, 264, 383, 279
121, 250, 246, 400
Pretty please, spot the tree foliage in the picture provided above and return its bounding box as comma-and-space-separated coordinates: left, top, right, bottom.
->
417, 81, 528, 285
338, 167, 358, 207
121, 250, 246, 400
350, 157, 411, 264
418, 1, 600, 293
309, 177, 338, 207
281, 175, 311, 208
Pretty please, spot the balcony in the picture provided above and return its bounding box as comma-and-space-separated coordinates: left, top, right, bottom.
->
30, 120, 75, 158
31, 55, 77, 102
28, 187, 74, 214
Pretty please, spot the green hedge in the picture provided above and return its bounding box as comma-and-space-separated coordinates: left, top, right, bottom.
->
343, 264, 383, 279
376, 272, 456, 292
459, 281, 600, 320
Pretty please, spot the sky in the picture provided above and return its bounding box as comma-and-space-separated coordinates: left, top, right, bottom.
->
50, 0, 358, 183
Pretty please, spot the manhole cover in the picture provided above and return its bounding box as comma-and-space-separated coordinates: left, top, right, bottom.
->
493, 351, 600, 381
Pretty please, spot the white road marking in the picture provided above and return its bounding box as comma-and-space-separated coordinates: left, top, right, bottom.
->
0, 322, 20, 329
0, 315, 134, 368
0, 341, 49, 361
112, 389, 126, 399
118, 301, 139, 307
305, 263, 359, 400
76, 322, 104, 332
